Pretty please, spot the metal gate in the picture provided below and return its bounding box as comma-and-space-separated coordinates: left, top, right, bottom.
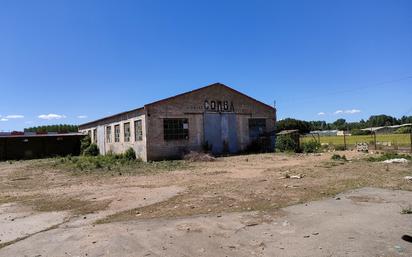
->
204, 113, 238, 154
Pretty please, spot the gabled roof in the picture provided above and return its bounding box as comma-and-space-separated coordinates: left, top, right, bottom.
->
145, 83, 275, 111
79, 107, 144, 129
79, 83, 275, 129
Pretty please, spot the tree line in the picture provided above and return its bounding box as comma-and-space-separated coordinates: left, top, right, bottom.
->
24, 124, 79, 133
276, 114, 412, 134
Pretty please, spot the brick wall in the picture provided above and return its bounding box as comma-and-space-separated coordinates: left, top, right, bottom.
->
145, 84, 275, 160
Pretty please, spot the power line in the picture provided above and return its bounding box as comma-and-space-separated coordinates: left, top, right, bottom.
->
279, 75, 412, 105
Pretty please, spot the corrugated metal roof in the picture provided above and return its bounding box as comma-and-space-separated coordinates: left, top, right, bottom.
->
361, 123, 412, 132
277, 129, 299, 135
0, 132, 84, 138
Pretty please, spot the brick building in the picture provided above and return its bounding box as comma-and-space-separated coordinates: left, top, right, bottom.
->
79, 83, 276, 161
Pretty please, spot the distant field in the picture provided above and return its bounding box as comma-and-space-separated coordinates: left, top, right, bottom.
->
301, 133, 411, 146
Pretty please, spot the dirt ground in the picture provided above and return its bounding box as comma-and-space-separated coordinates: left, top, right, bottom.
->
0, 151, 411, 256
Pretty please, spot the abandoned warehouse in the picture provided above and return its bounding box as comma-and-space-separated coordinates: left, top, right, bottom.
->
79, 83, 276, 161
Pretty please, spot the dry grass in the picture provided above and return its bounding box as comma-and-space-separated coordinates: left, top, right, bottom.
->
0, 194, 110, 215
98, 158, 412, 223
1, 152, 412, 225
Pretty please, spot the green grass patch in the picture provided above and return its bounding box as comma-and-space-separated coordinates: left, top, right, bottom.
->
43, 155, 189, 175
301, 133, 411, 147
366, 152, 412, 162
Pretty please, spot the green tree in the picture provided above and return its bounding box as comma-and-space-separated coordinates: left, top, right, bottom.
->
24, 124, 79, 133
276, 118, 311, 134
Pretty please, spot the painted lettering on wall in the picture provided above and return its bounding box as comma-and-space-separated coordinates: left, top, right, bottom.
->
204, 100, 234, 112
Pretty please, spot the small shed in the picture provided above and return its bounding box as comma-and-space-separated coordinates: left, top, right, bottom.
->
276, 129, 300, 151
0, 132, 84, 161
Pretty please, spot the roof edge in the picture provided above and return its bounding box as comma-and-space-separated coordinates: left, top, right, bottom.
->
79, 107, 144, 129
79, 82, 276, 128
145, 82, 276, 111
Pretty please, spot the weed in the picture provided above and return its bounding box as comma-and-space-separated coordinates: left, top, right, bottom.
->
44, 155, 188, 175
334, 145, 346, 151
331, 154, 347, 161
302, 140, 321, 153
401, 205, 412, 214
123, 148, 136, 160
367, 152, 412, 162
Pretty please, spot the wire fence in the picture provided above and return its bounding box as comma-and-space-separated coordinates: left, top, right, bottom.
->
301, 133, 412, 152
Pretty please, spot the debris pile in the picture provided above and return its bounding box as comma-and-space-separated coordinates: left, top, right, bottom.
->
183, 151, 216, 162
382, 158, 409, 164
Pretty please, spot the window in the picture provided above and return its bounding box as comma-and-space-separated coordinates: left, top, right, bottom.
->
87, 130, 91, 138
93, 129, 97, 143
249, 119, 266, 140
163, 118, 189, 140
114, 125, 120, 142
134, 120, 142, 141
124, 122, 131, 142
106, 126, 112, 143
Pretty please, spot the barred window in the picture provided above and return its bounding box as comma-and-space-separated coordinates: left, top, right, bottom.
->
134, 120, 142, 141
93, 129, 97, 143
249, 118, 266, 140
106, 126, 112, 143
114, 125, 120, 142
124, 122, 131, 142
163, 118, 189, 140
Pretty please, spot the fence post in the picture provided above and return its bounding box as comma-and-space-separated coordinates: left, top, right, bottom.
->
410, 126, 412, 153
374, 132, 377, 151
343, 131, 347, 150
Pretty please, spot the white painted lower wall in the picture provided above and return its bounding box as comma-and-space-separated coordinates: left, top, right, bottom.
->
80, 114, 147, 161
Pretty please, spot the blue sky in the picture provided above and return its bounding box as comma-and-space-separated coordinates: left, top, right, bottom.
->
0, 0, 411, 131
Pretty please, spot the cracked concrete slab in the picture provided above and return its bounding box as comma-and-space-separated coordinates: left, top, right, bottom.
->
1, 187, 411, 257
0, 203, 67, 244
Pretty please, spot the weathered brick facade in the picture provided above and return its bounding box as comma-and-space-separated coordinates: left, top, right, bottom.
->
79, 83, 276, 161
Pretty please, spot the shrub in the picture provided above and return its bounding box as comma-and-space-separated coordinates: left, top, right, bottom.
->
83, 143, 99, 156
301, 140, 321, 153
334, 145, 346, 151
80, 135, 91, 154
331, 154, 347, 161
401, 205, 412, 214
394, 126, 411, 134
351, 129, 371, 135
276, 135, 300, 153
124, 147, 136, 160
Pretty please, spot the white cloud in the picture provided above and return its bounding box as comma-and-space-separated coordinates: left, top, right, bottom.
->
344, 109, 361, 114
334, 109, 361, 115
77, 115, 87, 119
0, 118, 8, 121
38, 114, 66, 120
5, 115, 24, 119
317, 112, 325, 116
